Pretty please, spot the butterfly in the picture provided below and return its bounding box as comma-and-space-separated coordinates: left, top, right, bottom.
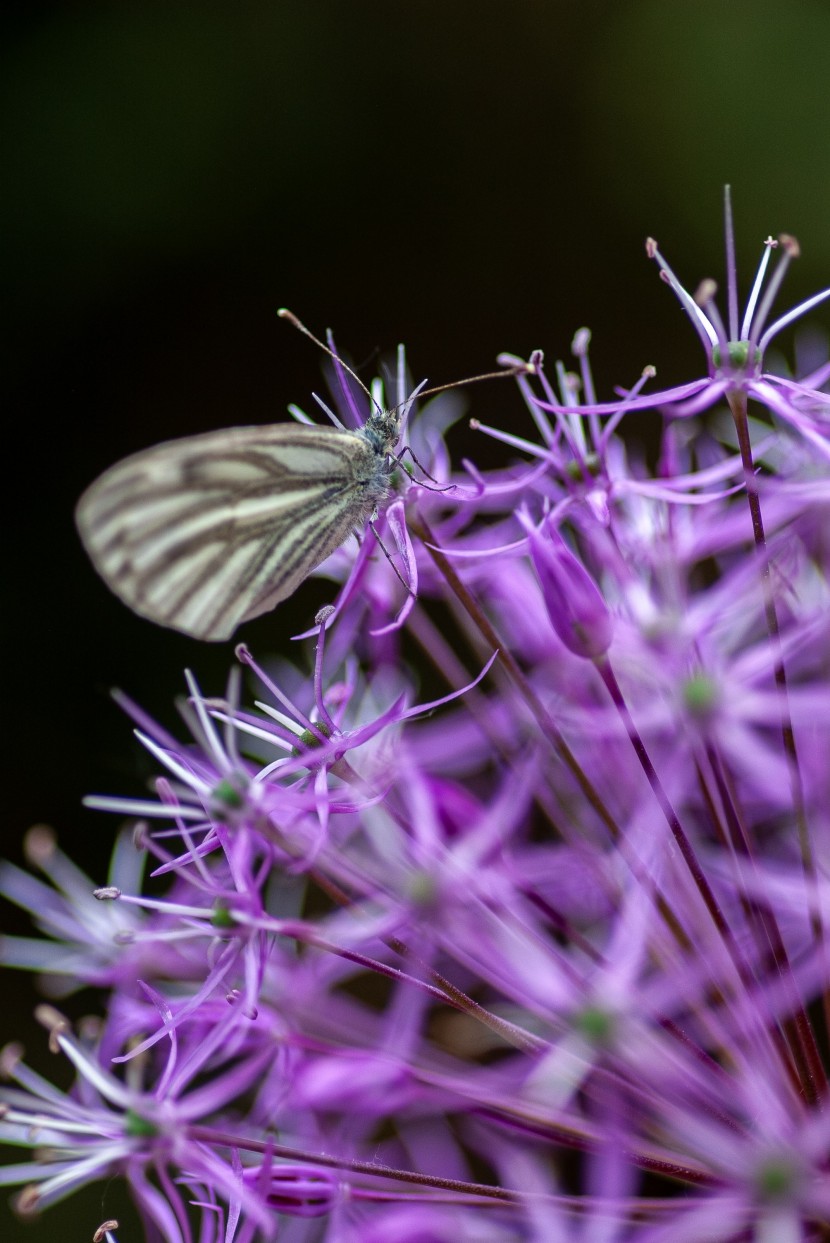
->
75, 407, 406, 642
76, 312, 530, 641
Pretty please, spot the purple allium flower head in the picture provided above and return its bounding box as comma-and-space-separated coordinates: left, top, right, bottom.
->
527, 187, 830, 463
0, 1003, 276, 1239
6, 190, 830, 1240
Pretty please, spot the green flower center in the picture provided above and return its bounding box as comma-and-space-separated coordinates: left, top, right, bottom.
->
754, 1154, 802, 1203
575, 1005, 616, 1047
125, 1110, 159, 1138
711, 340, 762, 371
682, 673, 719, 717
212, 777, 245, 810
293, 720, 333, 755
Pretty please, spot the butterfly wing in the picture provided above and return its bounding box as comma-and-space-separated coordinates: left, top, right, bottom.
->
75, 423, 383, 641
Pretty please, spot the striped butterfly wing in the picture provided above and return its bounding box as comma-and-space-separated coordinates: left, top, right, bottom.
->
76, 423, 386, 641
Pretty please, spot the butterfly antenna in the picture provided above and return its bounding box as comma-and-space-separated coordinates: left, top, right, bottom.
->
281, 308, 542, 417
415, 358, 540, 402
278, 308, 376, 404
385, 353, 543, 417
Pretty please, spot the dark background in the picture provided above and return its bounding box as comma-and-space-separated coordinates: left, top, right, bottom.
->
4, 1, 830, 1236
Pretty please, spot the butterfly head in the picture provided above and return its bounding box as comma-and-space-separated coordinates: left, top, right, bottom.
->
362, 406, 403, 458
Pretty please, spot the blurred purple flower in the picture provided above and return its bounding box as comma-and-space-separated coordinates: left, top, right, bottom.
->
4, 193, 830, 1240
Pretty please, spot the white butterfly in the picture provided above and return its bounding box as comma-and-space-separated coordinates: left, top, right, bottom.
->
76, 312, 529, 642
75, 406, 406, 642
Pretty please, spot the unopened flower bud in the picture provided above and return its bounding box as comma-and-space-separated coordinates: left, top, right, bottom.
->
522, 516, 613, 659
